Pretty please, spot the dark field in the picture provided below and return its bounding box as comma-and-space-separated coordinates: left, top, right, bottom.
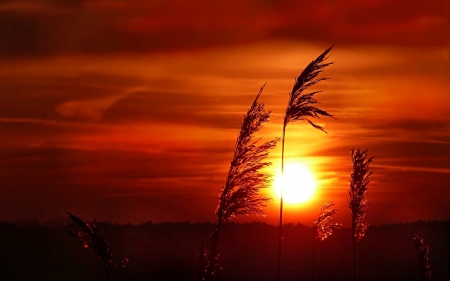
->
0, 220, 448, 281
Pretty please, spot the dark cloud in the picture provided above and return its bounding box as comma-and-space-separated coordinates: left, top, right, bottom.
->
1, 0, 447, 58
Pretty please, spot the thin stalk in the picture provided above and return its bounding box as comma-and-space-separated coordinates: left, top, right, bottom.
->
351, 217, 355, 281
312, 234, 315, 281
348, 149, 373, 281
313, 201, 340, 281
277, 122, 286, 281
413, 230, 436, 281
352, 236, 356, 281
203, 86, 278, 281
276, 47, 333, 281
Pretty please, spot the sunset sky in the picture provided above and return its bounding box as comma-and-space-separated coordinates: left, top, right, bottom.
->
1, 0, 449, 227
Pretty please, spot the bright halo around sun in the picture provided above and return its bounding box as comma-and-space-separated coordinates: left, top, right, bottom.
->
273, 163, 316, 204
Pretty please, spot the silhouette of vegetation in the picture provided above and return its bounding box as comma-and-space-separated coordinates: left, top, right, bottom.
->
0, 220, 447, 280
277, 46, 334, 281
348, 149, 373, 281
312, 202, 340, 281
413, 230, 437, 281
199, 85, 278, 280
66, 212, 128, 281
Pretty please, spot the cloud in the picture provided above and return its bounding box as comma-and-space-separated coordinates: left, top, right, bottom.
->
55, 88, 139, 121
0, 72, 144, 120
1, 0, 447, 58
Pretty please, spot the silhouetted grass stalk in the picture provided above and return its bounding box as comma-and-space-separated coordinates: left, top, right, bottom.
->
66, 211, 113, 281
277, 47, 334, 281
348, 149, 373, 281
413, 230, 436, 281
200, 85, 278, 280
312, 202, 340, 281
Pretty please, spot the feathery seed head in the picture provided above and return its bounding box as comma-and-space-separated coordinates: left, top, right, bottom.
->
314, 201, 341, 241
348, 149, 373, 243
216, 85, 278, 225
67, 211, 113, 267
284, 47, 334, 132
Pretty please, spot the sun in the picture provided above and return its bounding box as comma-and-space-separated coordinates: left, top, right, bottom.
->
273, 163, 316, 204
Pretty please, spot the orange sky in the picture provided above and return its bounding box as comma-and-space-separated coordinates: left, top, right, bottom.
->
1, 0, 449, 226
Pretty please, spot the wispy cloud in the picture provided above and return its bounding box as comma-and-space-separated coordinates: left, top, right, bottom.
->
56, 88, 142, 121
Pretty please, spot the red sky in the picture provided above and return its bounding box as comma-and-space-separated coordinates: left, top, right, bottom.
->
1, 0, 449, 226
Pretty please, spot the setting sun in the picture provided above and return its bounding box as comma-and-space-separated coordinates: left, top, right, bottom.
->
273, 163, 316, 204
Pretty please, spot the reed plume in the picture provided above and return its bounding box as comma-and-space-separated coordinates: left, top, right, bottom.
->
216, 85, 278, 224
413, 230, 437, 281
277, 46, 334, 281
314, 202, 340, 241
347, 149, 373, 281
199, 85, 278, 281
67, 211, 113, 280
312, 202, 340, 281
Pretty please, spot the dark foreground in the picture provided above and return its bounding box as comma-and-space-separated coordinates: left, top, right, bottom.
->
0, 220, 448, 281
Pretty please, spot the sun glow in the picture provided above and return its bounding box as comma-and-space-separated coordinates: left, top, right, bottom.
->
273, 163, 316, 204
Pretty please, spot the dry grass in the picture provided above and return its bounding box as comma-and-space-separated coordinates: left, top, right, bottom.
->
413, 230, 437, 281
67, 212, 112, 264
347, 149, 374, 281
312, 201, 340, 281
277, 46, 334, 281
348, 149, 373, 243
200, 85, 278, 281
216, 84, 278, 225
283, 46, 334, 132
67, 211, 128, 280
314, 201, 340, 242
